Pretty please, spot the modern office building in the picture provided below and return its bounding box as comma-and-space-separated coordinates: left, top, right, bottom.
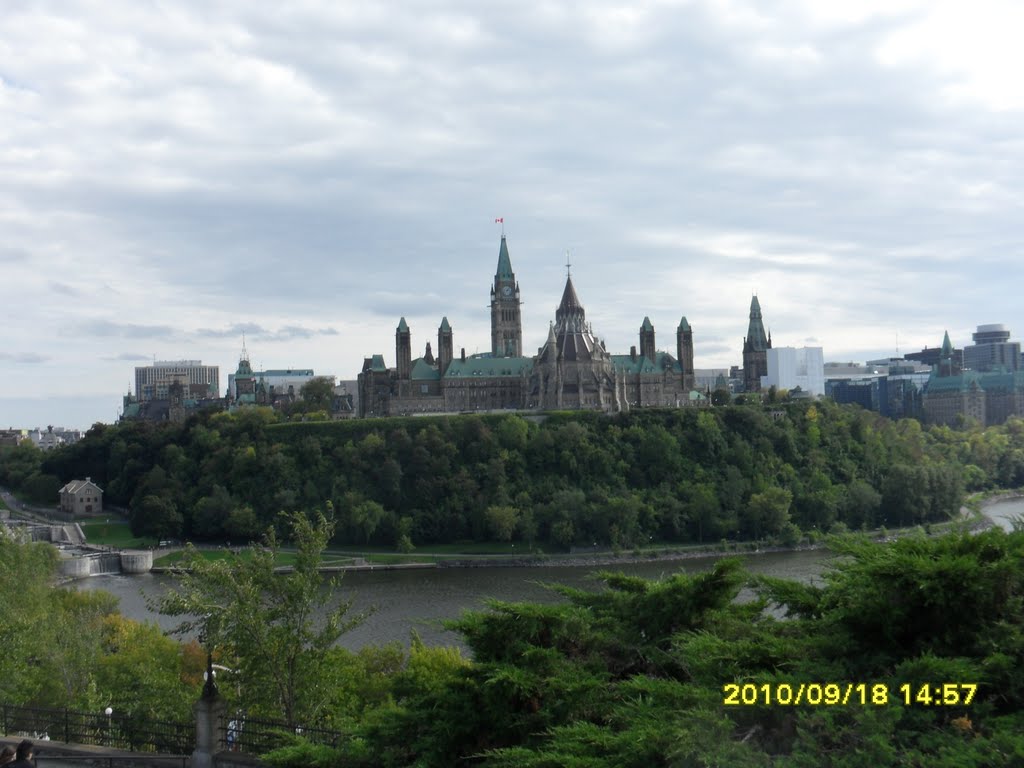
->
762, 347, 825, 397
134, 360, 220, 402
963, 324, 1021, 372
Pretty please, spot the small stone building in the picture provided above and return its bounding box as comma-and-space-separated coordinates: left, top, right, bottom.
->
58, 477, 104, 517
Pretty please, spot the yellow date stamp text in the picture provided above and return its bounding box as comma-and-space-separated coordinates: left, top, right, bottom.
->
722, 682, 978, 707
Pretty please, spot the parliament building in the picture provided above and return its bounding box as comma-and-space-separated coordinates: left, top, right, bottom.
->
357, 236, 700, 417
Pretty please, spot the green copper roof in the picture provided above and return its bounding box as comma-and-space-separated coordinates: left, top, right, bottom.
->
411, 358, 440, 381
444, 356, 533, 378
370, 354, 387, 372
439, 316, 451, 332
397, 317, 409, 332
641, 316, 654, 332
496, 236, 514, 280
941, 330, 953, 356
678, 316, 691, 332
746, 295, 769, 351
928, 369, 1024, 394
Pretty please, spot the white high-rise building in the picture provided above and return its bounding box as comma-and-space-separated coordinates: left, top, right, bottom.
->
762, 347, 825, 397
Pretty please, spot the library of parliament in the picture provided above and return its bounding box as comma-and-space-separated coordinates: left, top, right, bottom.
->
357, 236, 700, 417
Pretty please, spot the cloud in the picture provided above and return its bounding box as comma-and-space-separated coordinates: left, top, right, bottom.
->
101, 352, 152, 361
194, 323, 339, 341
3, 0, 1024, 428
49, 281, 80, 296
0, 352, 50, 364
73, 320, 177, 339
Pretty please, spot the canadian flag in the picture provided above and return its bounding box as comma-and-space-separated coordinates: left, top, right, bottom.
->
495, 217, 503, 223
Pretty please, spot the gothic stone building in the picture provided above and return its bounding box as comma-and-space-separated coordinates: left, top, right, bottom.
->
742, 295, 772, 393
357, 236, 699, 417
923, 331, 1024, 426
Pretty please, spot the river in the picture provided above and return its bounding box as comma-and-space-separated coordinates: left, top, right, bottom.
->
74, 498, 1024, 650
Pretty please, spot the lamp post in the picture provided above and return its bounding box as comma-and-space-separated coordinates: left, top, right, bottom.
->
104, 707, 113, 747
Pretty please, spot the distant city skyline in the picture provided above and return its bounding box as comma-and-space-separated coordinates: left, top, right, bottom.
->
4, 1, 1023, 429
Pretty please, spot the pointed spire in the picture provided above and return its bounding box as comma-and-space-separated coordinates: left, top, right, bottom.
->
745, 295, 769, 351
678, 316, 691, 332
941, 330, 953, 356
547, 321, 557, 345
641, 316, 654, 332
559, 275, 582, 312
439, 316, 451, 332
397, 317, 409, 332
496, 236, 514, 280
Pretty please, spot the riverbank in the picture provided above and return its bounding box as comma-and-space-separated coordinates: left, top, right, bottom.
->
61, 489, 1024, 578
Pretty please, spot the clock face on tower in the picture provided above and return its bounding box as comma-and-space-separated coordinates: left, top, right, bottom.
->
502, 286, 512, 297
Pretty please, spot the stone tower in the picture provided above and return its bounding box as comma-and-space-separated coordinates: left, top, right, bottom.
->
437, 317, 453, 376
677, 316, 694, 391
396, 317, 412, 380
639, 317, 656, 360
490, 235, 523, 357
742, 296, 771, 393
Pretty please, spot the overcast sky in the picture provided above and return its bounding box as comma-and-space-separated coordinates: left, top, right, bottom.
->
3, 0, 1023, 429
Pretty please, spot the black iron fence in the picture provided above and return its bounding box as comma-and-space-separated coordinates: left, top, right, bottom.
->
218, 714, 341, 755
37, 756, 189, 768
0, 704, 194, 754
1, 704, 343, 758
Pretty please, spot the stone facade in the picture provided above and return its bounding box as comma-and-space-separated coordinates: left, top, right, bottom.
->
357, 236, 699, 417
58, 478, 103, 517
742, 296, 771, 393
922, 331, 1024, 426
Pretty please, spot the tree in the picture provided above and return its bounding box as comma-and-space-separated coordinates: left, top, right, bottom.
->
300, 377, 335, 413
154, 510, 366, 726
744, 487, 792, 539
135, 494, 183, 540
484, 505, 519, 542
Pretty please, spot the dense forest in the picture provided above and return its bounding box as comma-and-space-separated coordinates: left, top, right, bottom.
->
4, 402, 1024, 548
6, 403, 1024, 548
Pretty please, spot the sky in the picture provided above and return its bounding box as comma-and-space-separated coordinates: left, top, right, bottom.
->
3, 0, 1023, 430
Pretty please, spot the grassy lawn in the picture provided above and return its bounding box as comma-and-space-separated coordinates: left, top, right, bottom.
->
80, 521, 156, 549
153, 548, 308, 568
330, 541, 550, 557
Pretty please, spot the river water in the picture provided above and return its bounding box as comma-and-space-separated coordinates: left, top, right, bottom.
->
74, 499, 1024, 650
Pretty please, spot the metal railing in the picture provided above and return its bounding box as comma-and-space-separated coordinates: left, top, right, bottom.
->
218, 714, 341, 755
37, 756, 189, 768
1, 705, 194, 755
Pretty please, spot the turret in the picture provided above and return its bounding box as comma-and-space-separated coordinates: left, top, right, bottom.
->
438, 317, 453, 375
396, 317, 412, 380
677, 316, 694, 390
640, 317, 655, 361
